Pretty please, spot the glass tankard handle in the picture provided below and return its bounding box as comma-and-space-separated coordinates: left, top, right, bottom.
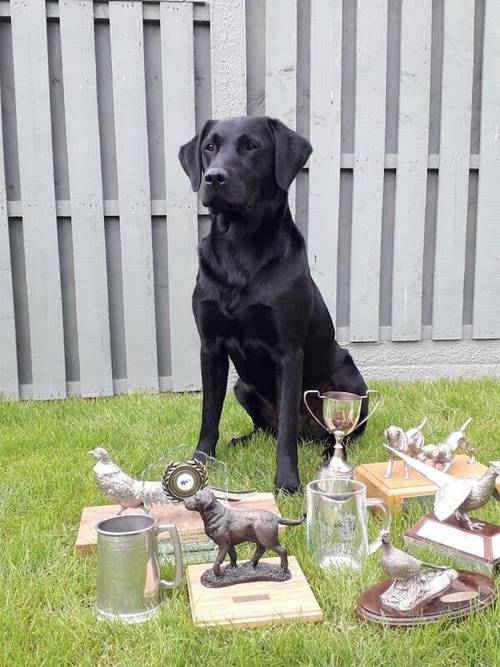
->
366, 498, 391, 555
156, 523, 183, 589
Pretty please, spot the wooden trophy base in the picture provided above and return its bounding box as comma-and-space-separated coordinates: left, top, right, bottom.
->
357, 571, 496, 626
186, 557, 323, 628
75, 493, 281, 555
356, 456, 497, 511
404, 514, 500, 575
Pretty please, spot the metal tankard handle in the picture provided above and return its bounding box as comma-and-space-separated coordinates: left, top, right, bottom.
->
353, 389, 381, 433
156, 523, 183, 589
303, 390, 328, 432
366, 497, 391, 555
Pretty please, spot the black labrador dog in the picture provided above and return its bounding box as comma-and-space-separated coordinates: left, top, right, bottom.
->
179, 116, 368, 493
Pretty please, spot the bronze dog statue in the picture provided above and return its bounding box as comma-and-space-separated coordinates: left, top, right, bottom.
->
184, 488, 304, 576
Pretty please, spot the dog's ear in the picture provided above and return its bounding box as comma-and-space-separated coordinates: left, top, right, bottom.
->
178, 120, 217, 192
268, 118, 312, 191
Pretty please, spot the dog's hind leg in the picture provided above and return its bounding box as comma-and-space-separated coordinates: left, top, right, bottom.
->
328, 349, 369, 445
231, 379, 276, 447
250, 544, 266, 568
229, 431, 258, 448
272, 544, 289, 573
228, 545, 237, 568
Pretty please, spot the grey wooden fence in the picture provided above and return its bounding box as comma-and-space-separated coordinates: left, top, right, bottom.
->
0, 0, 499, 400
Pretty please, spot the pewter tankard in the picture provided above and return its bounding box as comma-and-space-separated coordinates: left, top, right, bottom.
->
95, 514, 182, 623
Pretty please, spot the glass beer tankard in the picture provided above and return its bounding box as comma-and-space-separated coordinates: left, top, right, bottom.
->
306, 478, 390, 571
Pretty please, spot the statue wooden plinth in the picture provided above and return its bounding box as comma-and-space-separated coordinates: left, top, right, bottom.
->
357, 571, 496, 626
404, 514, 500, 575
356, 456, 495, 511
187, 557, 323, 627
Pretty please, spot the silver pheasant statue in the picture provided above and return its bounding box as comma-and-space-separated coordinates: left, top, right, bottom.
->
386, 444, 500, 531
379, 531, 457, 612
89, 447, 168, 513
380, 532, 447, 580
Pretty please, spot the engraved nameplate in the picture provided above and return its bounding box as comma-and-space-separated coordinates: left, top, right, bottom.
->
232, 594, 271, 604
417, 519, 484, 557
492, 532, 500, 559
440, 591, 479, 604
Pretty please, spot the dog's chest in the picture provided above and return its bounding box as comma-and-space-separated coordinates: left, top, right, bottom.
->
198, 292, 280, 348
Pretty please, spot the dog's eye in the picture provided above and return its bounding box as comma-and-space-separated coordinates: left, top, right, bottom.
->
246, 141, 258, 151
205, 142, 215, 152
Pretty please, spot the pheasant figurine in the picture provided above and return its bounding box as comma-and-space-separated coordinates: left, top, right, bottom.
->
378, 531, 457, 612
380, 532, 447, 580
385, 444, 500, 531
89, 447, 167, 514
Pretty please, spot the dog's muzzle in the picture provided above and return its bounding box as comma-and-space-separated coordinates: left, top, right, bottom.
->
184, 495, 197, 510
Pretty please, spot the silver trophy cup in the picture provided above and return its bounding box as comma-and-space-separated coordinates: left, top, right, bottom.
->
303, 389, 381, 479
95, 514, 183, 623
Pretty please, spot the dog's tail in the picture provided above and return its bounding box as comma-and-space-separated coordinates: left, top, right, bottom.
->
277, 513, 306, 526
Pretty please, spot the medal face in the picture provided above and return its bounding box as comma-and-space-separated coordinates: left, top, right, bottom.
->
162, 460, 208, 502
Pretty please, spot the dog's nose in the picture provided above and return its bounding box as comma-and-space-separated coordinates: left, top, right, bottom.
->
204, 167, 228, 186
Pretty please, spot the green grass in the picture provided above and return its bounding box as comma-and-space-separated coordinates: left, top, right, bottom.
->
1, 378, 499, 667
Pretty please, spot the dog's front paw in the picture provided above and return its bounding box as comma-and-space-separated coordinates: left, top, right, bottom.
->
193, 447, 216, 462
274, 471, 301, 496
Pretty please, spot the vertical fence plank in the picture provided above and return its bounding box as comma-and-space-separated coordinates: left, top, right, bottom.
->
349, 0, 387, 342
161, 1, 200, 391
308, 0, 342, 320
0, 86, 18, 399
391, 0, 432, 341
59, 0, 113, 396
432, 0, 474, 340
210, 0, 247, 118
10, 0, 66, 398
109, 1, 158, 391
473, 0, 500, 339
265, 0, 298, 218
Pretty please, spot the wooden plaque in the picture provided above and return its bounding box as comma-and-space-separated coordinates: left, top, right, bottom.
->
186, 557, 323, 628
75, 493, 281, 554
357, 571, 496, 626
356, 456, 497, 510
404, 514, 500, 575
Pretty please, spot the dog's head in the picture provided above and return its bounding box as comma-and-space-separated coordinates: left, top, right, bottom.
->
384, 426, 405, 448
184, 487, 216, 512
178, 116, 312, 214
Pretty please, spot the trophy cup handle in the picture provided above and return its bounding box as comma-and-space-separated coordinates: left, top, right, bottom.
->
353, 389, 381, 432
303, 390, 328, 432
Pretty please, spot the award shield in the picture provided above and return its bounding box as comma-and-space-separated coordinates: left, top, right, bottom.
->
141, 443, 229, 563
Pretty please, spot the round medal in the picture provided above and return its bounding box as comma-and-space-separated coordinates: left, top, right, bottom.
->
162, 459, 208, 502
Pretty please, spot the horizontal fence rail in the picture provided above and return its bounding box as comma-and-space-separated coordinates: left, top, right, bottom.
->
0, 0, 499, 400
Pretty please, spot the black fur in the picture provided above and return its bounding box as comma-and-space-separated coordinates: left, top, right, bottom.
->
179, 116, 368, 494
